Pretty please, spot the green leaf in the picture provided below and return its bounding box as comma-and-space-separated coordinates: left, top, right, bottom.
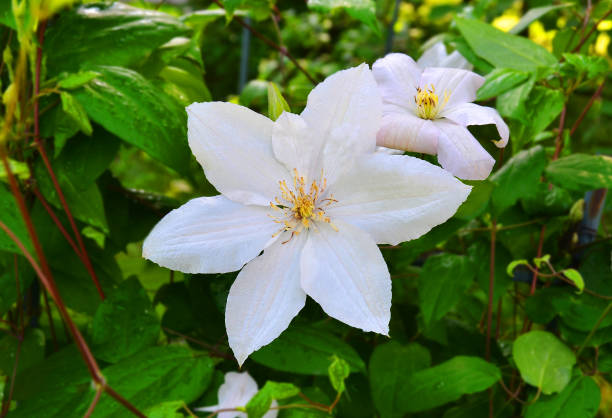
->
507, 259, 529, 277
562, 269, 585, 294
246, 381, 300, 418
418, 254, 474, 326
267, 82, 291, 121
561, 53, 610, 80
58, 71, 101, 90
59, 92, 92, 136
72, 66, 190, 174
308, 0, 379, 33
454, 180, 493, 220
328, 355, 350, 394
525, 376, 600, 418
509, 4, 573, 35
490, 145, 548, 213
251, 325, 366, 374
0, 158, 30, 183
0, 0, 16, 29
455, 17, 557, 72
0, 183, 32, 254
91, 277, 161, 363
222, 0, 272, 21
44, 3, 188, 76
10, 346, 214, 418
0, 329, 45, 376
396, 356, 501, 413
546, 154, 612, 191
369, 341, 431, 418
513, 330, 576, 394
146, 401, 184, 418
533, 254, 550, 268
477, 68, 530, 101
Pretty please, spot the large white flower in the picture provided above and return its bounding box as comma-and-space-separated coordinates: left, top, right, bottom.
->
373, 53, 509, 180
196, 371, 277, 418
417, 41, 472, 70
143, 64, 471, 364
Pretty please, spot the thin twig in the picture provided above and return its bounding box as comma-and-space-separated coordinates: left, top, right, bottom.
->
570, 81, 605, 136
211, 0, 317, 84
84, 385, 104, 418
572, 8, 612, 53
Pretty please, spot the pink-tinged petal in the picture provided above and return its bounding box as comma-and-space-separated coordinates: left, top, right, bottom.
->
328, 153, 471, 245
301, 221, 391, 335
420, 68, 485, 108
226, 234, 307, 366
376, 111, 439, 155
142, 196, 278, 274
440, 102, 509, 147
187, 102, 289, 206
436, 121, 496, 180
373, 53, 421, 112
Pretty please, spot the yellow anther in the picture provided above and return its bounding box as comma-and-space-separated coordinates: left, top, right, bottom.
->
414, 84, 449, 120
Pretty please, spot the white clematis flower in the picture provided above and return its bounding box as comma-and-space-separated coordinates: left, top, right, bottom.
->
373, 53, 509, 180
143, 64, 471, 365
196, 371, 277, 418
417, 41, 472, 70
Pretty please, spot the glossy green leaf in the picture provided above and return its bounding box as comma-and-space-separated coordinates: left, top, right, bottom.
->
455, 17, 557, 72
513, 330, 576, 394
44, 3, 188, 76
308, 0, 378, 33
0, 329, 45, 376
562, 269, 585, 294
477, 68, 530, 101
268, 81, 291, 121
91, 278, 160, 363
369, 341, 431, 418
59, 92, 92, 136
507, 259, 529, 277
58, 71, 101, 90
490, 145, 548, 213
396, 356, 501, 413
546, 154, 612, 191
0, 183, 32, 253
72, 66, 190, 174
246, 381, 300, 418
454, 180, 493, 220
418, 254, 474, 326
525, 376, 600, 418
251, 325, 366, 374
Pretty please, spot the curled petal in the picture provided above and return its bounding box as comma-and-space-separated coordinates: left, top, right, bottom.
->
436, 121, 496, 180
417, 42, 473, 70
143, 196, 278, 274
373, 53, 421, 112
376, 112, 439, 155
328, 153, 471, 245
440, 102, 509, 147
226, 234, 307, 365
301, 221, 391, 335
420, 68, 485, 108
187, 102, 289, 206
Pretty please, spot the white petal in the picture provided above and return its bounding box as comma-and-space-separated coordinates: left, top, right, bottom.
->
143, 196, 277, 274
264, 402, 278, 418
417, 42, 448, 68
218, 372, 259, 408
375, 146, 404, 155
440, 102, 509, 147
376, 111, 439, 154
187, 102, 289, 206
420, 68, 484, 109
226, 235, 307, 365
440, 50, 473, 70
272, 112, 317, 180
300, 63, 381, 154
327, 153, 471, 245
436, 121, 496, 180
373, 53, 421, 113
301, 221, 390, 334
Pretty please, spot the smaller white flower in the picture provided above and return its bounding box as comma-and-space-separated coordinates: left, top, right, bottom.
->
417, 41, 472, 70
373, 53, 509, 180
196, 372, 277, 418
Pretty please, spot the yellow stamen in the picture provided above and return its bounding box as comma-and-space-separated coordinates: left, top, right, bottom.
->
414, 84, 449, 120
269, 168, 338, 242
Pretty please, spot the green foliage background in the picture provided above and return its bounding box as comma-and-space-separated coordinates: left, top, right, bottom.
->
0, 0, 611, 417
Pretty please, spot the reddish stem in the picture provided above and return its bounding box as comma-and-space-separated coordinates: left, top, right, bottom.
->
486, 220, 497, 361
572, 9, 612, 53
33, 21, 105, 300
104, 386, 147, 418
1, 336, 22, 417
84, 386, 104, 418
32, 187, 81, 257
552, 106, 567, 161
570, 81, 605, 136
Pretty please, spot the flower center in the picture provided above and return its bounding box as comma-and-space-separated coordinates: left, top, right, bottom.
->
270, 168, 337, 242
414, 84, 449, 120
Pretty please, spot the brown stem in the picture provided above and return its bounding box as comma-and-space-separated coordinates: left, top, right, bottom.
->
211, 0, 317, 84
570, 81, 605, 136
552, 106, 567, 161
104, 386, 147, 418
572, 8, 612, 53
0, 336, 22, 417
84, 385, 104, 418
32, 187, 81, 257
33, 21, 105, 300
